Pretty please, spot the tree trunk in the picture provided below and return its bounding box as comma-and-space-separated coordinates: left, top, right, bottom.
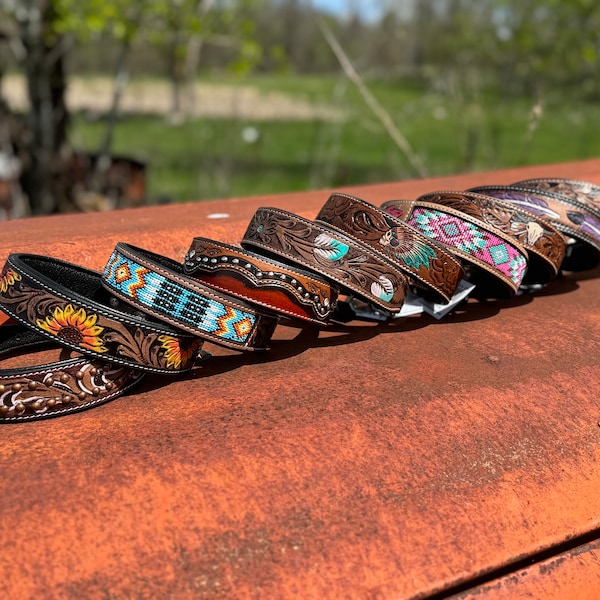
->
90, 34, 132, 200
167, 32, 184, 124
19, 0, 69, 215
167, 2, 184, 124
183, 0, 214, 118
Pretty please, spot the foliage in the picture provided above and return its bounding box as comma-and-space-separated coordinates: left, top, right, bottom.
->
0, 0, 270, 214
71, 75, 600, 203
2, 0, 600, 214
54, 0, 144, 41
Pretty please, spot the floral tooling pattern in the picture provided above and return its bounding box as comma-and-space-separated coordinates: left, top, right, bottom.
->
0, 267, 199, 372
244, 209, 407, 309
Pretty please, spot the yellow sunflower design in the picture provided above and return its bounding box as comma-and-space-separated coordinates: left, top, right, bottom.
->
0, 269, 21, 293
158, 335, 201, 370
37, 304, 108, 353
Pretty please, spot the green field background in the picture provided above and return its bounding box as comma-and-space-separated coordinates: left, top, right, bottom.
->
71, 74, 600, 204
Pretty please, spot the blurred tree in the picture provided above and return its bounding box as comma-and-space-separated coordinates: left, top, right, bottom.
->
60, 0, 148, 196
0, 0, 148, 213
1, 0, 599, 214
490, 0, 600, 97
0, 0, 267, 214
146, 0, 267, 121
370, 0, 600, 99
158, 0, 207, 122
0, 0, 70, 214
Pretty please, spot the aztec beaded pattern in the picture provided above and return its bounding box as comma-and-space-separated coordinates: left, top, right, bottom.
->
408, 207, 528, 287
104, 250, 257, 344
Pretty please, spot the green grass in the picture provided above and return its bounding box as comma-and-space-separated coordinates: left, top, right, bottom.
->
70, 74, 600, 203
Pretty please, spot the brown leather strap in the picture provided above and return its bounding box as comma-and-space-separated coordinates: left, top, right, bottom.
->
0, 324, 144, 422
242, 207, 408, 313
0, 255, 204, 373
415, 190, 565, 284
183, 238, 338, 326
513, 178, 600, 217
102, 243, 279, 351
381, 198, 529, 297
316, 192, 464, 303
469, 184, 600, 271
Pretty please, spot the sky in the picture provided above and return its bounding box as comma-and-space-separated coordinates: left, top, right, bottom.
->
310, 0, 416, 23
310, 0, 386, 22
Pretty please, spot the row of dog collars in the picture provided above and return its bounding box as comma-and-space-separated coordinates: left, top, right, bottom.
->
1, 177, 599, 422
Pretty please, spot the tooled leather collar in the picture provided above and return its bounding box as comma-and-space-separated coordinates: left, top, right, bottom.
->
0, 254, 203, 373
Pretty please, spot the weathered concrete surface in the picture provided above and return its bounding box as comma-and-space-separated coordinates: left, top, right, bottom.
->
1, 158, 599, 599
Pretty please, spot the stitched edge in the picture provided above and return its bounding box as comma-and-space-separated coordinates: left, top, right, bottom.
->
187, 237, 336, 291
106, 244, 277, 350
421, 190, 565, 255
184, 246, 337, 321
0, 370, 144, 422
187, 276, 324, 324
323, 192, 462, 298
2, 258, 198, 373
242, 209, 407, 312
7, 255, 193, 337
408, 203, 527, 292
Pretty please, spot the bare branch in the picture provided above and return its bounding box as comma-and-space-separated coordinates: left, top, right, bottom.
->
317, 18, 427, 178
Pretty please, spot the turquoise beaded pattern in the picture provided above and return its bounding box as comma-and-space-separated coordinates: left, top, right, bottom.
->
103, 250, 257, 344
408, 208, 528, 286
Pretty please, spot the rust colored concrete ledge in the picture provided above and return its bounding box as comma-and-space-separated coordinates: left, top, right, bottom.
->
1, 159, 600, 599
451, 538, 600, 600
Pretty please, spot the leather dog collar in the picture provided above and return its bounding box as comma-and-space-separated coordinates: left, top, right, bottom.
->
513, 178, 600, 217
183, 237, 339, 326
413, 190, 565, 285
0, 255, 203, 373
0, 324, 144, 422
381, 198, 529, 297
102, 243, 279, 351
315, 192, 464, 303
241, 207, 409, 313
469, 184, 600, 271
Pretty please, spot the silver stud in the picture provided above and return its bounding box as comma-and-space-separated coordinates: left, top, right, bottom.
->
232, 258, 239, 264
189, 250, 196, 258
